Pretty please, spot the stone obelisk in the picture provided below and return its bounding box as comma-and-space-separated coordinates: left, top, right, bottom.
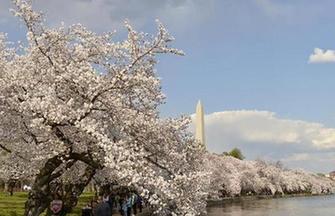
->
195, 100, 206, 148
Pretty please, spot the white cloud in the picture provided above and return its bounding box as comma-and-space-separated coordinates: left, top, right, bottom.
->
281, 152, 335, 172
309, 48, 335, 63
282, 153, 311, 162
190, 110, 335, 172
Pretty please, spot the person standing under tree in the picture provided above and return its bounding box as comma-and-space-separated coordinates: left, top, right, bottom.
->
131, 192, 138, 215
81, 201, 93, 216
49, 194, 64, 216
136, 195, 143, 213
94, 196, 111, 216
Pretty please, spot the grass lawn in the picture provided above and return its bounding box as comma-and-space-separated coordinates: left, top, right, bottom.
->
0, 192, 95, 216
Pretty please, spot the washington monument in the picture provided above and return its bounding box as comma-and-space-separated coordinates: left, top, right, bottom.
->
195, 100, 206, 148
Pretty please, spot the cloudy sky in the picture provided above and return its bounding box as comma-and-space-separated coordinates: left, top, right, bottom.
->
1, 0, 335, 172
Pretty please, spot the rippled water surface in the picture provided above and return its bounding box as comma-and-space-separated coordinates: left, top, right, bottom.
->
207, 195, 335, 216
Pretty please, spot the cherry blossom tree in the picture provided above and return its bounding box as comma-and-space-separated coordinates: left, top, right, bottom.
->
2, 2, 333, 216
205, 153, 335, 199
0, 1, 209, 215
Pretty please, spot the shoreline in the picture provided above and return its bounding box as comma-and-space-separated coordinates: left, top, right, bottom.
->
207, 193, 334, 207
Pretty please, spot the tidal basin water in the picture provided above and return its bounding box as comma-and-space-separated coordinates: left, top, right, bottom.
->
207, 195, 335, 216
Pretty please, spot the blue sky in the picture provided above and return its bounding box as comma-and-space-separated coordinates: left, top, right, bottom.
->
1, 0, 335, 172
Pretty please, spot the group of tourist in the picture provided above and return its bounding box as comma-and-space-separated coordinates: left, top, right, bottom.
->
47, 187, 144, 216
81, 191, 143, 216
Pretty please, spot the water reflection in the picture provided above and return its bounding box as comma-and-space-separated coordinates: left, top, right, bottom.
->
207, 195, 335, 216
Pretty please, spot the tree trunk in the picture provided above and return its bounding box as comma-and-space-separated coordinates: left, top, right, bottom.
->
4, 181, 8, 192
8, 179, 17, 196
24, 156, 64, 216
24, 151, 100, 216
46, 166, 96, 216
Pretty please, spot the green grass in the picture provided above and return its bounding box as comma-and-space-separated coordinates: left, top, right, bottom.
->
0, 192, 95, 216
0, 192, 27, 216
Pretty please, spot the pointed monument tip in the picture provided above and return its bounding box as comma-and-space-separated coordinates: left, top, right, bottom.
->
196, 100, 204, 112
